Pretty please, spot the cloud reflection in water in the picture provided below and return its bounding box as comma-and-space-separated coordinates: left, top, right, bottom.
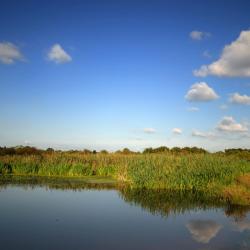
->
186, 219, 222, 244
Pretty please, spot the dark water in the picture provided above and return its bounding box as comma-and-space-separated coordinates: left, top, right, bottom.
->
0, 177, 250, 250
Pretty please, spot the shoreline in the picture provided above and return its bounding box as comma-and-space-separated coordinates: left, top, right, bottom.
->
1, 173, 250, 206
1, 152, 250, 205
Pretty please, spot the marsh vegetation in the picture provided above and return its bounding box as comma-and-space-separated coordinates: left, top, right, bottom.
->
1, 146, 250, 205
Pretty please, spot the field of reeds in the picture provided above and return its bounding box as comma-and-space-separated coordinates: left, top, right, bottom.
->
1, 150, 250, 205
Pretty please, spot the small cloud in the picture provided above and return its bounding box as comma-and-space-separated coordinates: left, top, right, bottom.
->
185, 82, 219, 102
47, 44, 72, 64
220, 104, 228, 110
203, 50, 212, 58
192, 130, 215, 139
217, 116, 248, 132
143, 128, 156, 134
24, 140, 31, 145
133, 137, 144, 141
194, 30, 250, 77
229, 92, 250, 105
172, 128, 182, 135
187, 107, 200, 112
0, 42, 25, 64
186, 220, 222, 244
190, 31, 211, 41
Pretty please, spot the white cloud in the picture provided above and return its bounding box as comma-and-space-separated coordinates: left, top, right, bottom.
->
190, 31, 211, 40
230, 92, 250, 105
187, 107, 200, 112
172, 128, 182, 135
24, 140, 31, 145
47, 44, 72, 64
185, 82, 219, 102
217, 116, 248, 132
220, 104, 228, 110
0, 42, 24, 64
143, 128, 156, 134
192, 130, 215, 139
186, 220, 222, 244
194, 30, 250, 77
203, 50, 212, 58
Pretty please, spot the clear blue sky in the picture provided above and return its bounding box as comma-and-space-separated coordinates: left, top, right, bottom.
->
1, 0, 250, 151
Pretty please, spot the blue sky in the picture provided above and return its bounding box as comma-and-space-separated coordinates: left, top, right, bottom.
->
1, 0, 250, 151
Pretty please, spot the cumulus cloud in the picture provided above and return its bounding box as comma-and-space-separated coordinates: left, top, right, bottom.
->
190, 31, 211, 40
143, 128, 156, 134
185, 82, 219, 102
194, 30, 250, 77
229, 92, 250, 105
217, 116, 248, 132
186, 220, 222, 244
192, 130, 215, 139
0, 42, 24, 64
47, 44, 72, 63
172, 128, 182, 135
187, 107, 200, 112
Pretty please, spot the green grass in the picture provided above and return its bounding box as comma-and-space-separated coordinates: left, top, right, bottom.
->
1, 152, 250, 204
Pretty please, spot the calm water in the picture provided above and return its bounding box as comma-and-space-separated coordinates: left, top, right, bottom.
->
0, 177, 250, 250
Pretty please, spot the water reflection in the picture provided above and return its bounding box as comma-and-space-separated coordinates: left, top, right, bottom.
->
233, 219, 250, 232
0, 175, 117, 190
119, 188, 225, 217
186, 220, 222, 243
118, 188, 250, 223
0, 176, 250, 250
1, 175, 250, 220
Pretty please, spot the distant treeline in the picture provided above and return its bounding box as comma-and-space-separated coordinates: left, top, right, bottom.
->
0, 146, 249, 156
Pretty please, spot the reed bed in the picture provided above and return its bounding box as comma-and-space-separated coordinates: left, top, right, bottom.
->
1, 152, 250, 192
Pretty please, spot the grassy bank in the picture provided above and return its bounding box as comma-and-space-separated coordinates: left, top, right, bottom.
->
1, 151, 250, 205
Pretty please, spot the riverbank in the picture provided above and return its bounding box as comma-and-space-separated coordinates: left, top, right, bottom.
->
1, 152, 250, 205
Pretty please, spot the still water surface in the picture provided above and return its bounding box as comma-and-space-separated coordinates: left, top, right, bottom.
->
0, 177, 250, 250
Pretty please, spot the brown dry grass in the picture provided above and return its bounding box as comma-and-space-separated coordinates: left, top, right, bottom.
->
223, 184, 250, 205
237, 173, 250, 188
